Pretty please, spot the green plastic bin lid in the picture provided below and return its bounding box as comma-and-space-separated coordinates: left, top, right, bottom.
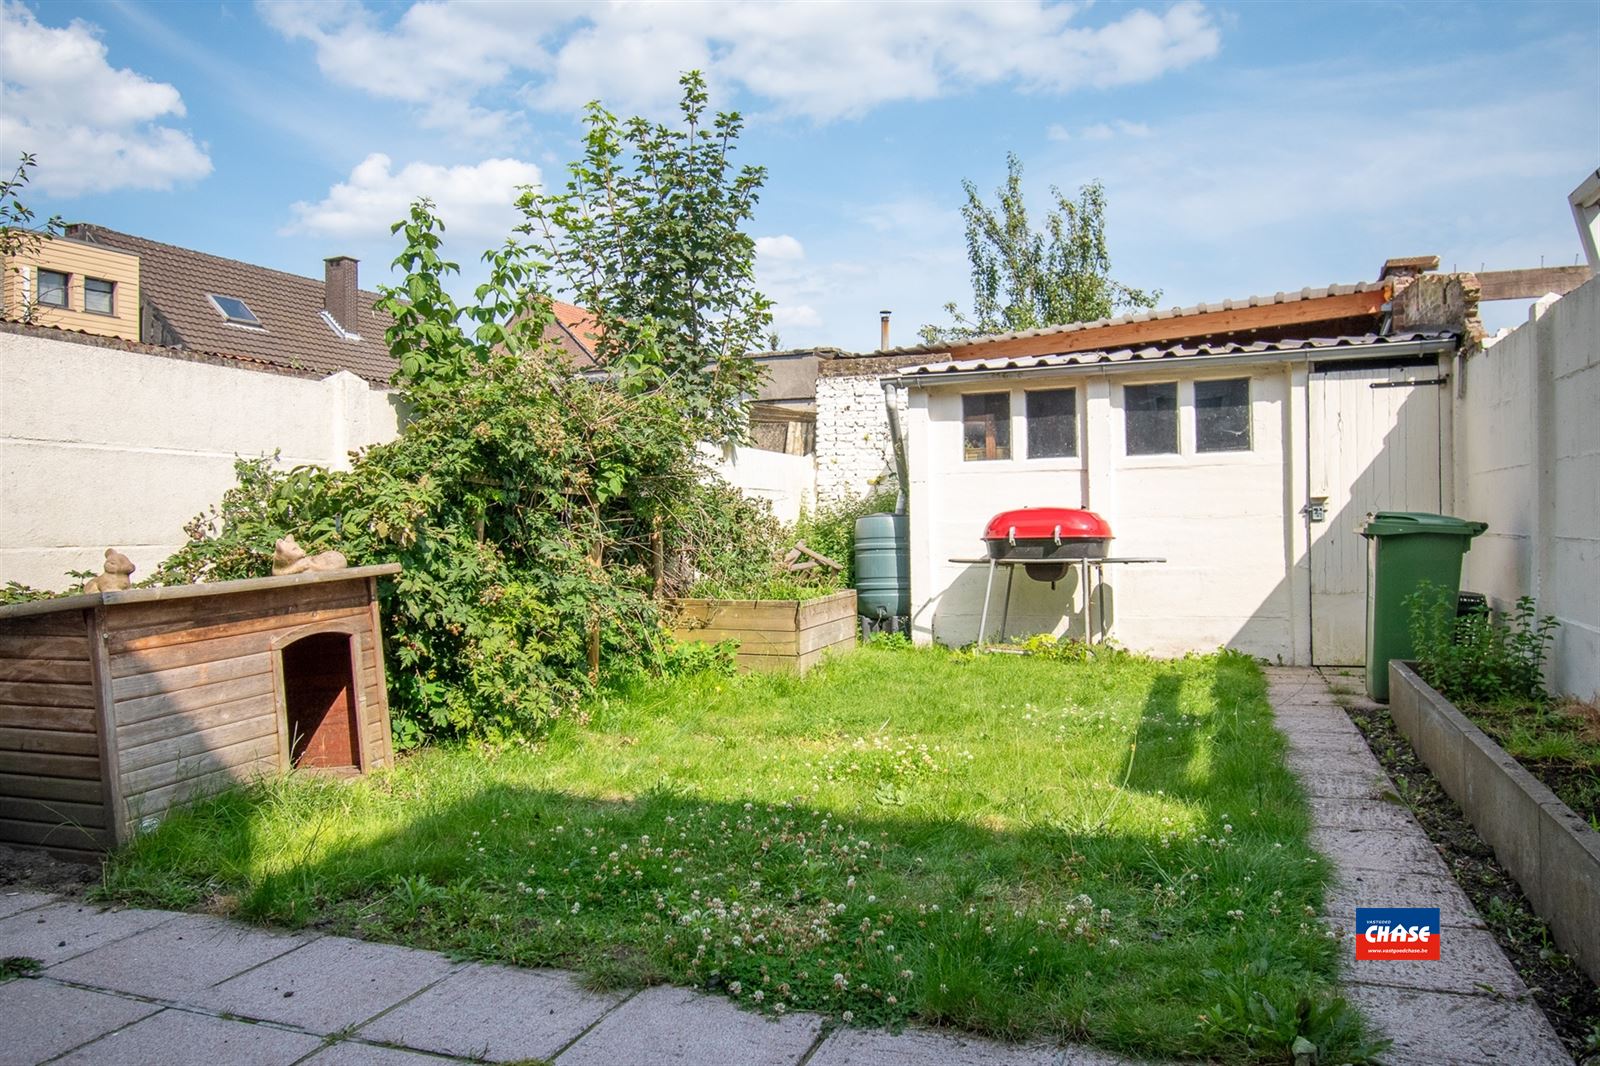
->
1359, 511, 1488, 537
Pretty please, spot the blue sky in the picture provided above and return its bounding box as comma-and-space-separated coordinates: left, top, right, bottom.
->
4, 0, 1596, 350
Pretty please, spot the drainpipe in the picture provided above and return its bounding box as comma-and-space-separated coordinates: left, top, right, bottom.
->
882, 379, 909, 514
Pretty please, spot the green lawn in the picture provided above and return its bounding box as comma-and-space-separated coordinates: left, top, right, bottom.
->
101, 643, 1377, 1061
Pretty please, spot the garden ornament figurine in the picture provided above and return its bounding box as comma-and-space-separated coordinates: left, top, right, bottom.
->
272, 535, 348, 576
81, 548, 136, 593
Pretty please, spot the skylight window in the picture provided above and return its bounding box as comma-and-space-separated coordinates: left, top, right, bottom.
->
208, 293, 262, 327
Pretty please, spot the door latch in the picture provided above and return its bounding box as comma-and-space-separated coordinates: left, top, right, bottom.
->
1301, 498, 1329, 523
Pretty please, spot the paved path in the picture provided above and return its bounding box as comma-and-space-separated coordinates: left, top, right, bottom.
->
0, 891, 1138, 1066
1264, 665, 1571, 1065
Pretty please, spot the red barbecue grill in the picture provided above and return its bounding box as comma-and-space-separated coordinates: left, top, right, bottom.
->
952, 507, 1164, 646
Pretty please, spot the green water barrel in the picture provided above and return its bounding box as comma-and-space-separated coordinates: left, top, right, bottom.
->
854, 512, 909, 619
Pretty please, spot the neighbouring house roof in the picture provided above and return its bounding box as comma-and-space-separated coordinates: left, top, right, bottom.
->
895, 331, 1458, 382
544, 299, 602, 367
833, 280, 1395, 371
65, 224, 400, 385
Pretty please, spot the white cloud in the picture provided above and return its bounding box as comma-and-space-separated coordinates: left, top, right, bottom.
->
755, 234, 805, 262
258, 0, 1220, 126
1047, 119, 1150, 142
285, 153, 542, 240
0, 0, 211, 195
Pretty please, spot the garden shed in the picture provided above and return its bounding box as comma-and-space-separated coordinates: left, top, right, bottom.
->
0, 564, 399, 858
888, 275, 1469, 665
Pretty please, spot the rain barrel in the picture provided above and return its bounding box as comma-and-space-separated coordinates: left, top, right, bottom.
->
854, 512, 909, 620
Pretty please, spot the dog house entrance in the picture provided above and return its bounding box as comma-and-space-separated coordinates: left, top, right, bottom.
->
281, 632, 360, 771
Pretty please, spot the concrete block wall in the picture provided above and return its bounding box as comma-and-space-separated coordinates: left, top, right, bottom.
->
1, 328, 402, 590
815, 371, 906, 504
1454, 277, 1600, 700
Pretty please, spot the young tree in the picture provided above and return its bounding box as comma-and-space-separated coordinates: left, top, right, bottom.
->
1, 152, 64, 323
520, 71, 772, 441
920, 153, 1159, 345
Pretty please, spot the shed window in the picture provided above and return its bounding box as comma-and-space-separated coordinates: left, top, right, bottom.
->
962, 392, 1011, 461
1026, 388, 1077, 458
1124, 383, 1178, 455
84, 277, 115, 315
1195, 378, 1252, 452
38, 269, 68, 308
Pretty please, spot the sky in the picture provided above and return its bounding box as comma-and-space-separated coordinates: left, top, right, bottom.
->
3, 0, 1596, 351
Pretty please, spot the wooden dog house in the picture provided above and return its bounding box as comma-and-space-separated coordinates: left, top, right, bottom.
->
0, 564, 399, 858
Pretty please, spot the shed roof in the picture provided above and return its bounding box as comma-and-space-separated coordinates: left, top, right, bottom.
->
896, 331, 1457, 381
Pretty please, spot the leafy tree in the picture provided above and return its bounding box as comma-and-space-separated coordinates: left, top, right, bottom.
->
520, 71, 772, 441
1, 152, 64, 323
920, 152, 1159, 344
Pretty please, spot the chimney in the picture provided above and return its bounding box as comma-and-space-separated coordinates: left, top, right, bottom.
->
324, 256, 359, 335
879, 309, 892, 351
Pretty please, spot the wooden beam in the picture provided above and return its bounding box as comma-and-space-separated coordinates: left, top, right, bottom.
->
1475, 266, 1593, 302
943, 287, 1390, 361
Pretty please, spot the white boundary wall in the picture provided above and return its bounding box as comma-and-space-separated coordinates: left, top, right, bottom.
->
1454, 278, 1600, 700
815, 372, 905, 503
1, 330, 402, 590
699, 443, 815, 525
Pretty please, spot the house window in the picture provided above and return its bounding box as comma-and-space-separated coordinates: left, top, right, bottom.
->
1026, 387, 1077, 458
962, 392, 1011, 461
1195, 377, 1252, 452
84, 277, 115, 316
1124, 382, 1178, 455
207, 293, 263, 327
38, 269, 69, 308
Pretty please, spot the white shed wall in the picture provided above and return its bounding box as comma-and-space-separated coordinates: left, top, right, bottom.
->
908, 367, 1299, 661
1455, 278, 1600, 700
1, 331, 402, 590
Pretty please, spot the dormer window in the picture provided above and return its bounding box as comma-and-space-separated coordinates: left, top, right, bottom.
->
208, 293, 262, 328
38, 269, 69, 308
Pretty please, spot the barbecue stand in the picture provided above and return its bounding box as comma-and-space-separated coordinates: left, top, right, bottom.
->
949, 555, 1166, 646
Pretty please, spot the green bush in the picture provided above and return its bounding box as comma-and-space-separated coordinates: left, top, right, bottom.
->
1406, 582, 1559, 705
792, 488, 898, 586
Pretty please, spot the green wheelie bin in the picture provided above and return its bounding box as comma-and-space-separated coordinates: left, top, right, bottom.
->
1359, 511, 1487, 701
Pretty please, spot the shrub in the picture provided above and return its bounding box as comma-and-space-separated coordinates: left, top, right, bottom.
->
1407, 582, 1559, 706
792, 488, 898, 586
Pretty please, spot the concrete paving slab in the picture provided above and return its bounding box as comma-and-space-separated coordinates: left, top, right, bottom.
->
1291, 768, 1393, 800
1322, 869, 1486, 929
1344, 984, 1569, 1065
359, 962, 623, 1062
807, 1027, 1058, 1066
1285, 731, 1381, 761
304, 1041, 473, 1066
1307, 796, 1418, 833
0, 902, 174, 966
1341, 925, 1528, 997
554, 985, 823, 1066
1272, 709, 1366, 736
0, 890, 55, 921
52, 1007, 325, 1066
0, 978, 160, 1065
197, 935, 459, 1035
1310, 826, 1448, 875
48, 912, 316, 1001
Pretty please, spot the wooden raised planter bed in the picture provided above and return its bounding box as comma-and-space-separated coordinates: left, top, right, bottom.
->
1388, 661, 1600, 984
0, 565, 400, 858
668, 589, 857, 674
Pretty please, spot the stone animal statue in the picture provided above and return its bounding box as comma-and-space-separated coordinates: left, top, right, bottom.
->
82, 549, 136, 593
272, 535, 348, 576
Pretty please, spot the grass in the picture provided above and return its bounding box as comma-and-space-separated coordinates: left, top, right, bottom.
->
100, 643, 1377, 1062
1458, 697, 1600, 825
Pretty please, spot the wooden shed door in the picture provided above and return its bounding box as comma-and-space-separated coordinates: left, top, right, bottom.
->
1308, 364, 1443, 665
282, 633, 361, 770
